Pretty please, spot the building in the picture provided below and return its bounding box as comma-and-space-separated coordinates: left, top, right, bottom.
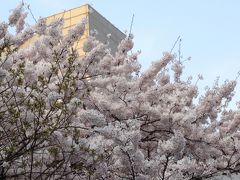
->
45, 4, 126, 56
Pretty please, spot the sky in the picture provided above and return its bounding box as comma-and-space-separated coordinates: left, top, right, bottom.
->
1, 0, 240, 106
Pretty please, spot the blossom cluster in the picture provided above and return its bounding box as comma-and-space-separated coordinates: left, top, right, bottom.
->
0, 4, 240, 180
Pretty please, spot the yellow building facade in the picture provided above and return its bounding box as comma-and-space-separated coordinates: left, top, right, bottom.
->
45, 4, 90, 56
24, 4, 125, 56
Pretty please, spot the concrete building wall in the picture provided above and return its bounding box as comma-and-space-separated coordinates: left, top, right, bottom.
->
88, 5, 126, 54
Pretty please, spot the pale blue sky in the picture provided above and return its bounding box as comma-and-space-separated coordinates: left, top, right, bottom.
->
1, 0, 240, 105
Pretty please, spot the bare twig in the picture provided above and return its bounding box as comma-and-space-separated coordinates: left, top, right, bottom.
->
170, 35, 180, 53
178, 37, 182, 63
129, 14, 135, 37
27, 4, 37, 23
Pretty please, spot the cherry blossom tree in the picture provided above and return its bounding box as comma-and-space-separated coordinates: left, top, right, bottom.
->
0, 3, 240, 180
